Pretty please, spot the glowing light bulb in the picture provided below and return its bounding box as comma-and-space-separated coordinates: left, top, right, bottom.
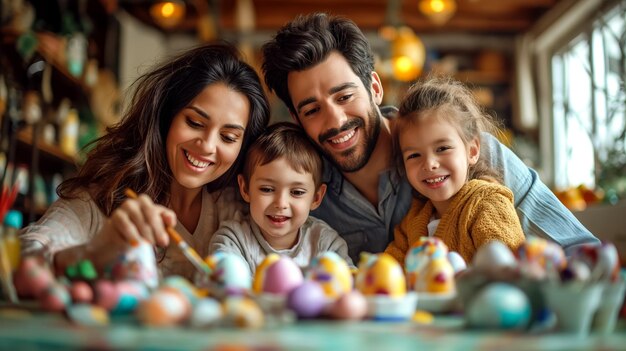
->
431, 0, 445, 13
390, 28, 425, 82
150, 1, 186, 29
419, 0, 457, 25
161, 3, 175, 18
394, 56, 413, 73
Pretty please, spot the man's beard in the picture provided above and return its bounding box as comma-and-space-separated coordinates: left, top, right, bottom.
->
318, 102, 381, 173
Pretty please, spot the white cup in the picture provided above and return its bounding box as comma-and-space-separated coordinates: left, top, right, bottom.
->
541, 282, 602, 336
592, 279, 626, 334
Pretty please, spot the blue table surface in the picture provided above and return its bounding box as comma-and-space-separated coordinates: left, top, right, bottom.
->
0, 306, 625, 351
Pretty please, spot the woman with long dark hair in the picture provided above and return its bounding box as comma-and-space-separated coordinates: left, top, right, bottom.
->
20, 43, 270, 279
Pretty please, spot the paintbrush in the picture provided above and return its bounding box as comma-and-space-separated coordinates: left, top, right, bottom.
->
123, 189, 212, 277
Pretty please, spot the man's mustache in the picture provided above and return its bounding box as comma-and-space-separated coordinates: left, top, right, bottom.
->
318, 119, 364, 144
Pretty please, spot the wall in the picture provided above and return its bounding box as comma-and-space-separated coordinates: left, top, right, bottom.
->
117, 11, 199, 96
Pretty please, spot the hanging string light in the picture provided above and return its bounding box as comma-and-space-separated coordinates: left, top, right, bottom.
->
391, 27, 426, 82
418, 0, 457, 26
150, 0, 186, 29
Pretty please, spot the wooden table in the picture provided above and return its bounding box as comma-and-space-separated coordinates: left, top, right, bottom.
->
0, 306, 624, 350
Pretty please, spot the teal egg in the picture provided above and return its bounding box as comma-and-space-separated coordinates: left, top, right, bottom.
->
466, 282, 532, 330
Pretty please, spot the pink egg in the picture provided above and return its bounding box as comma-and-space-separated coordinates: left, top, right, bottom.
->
40, 282, 71, 311
94, 280, 120, 311
327, 290, 367, 320
262, 256, 303, 295
286, 280, 327, 318
14, 256, 55, 298
70, 281, 94, 303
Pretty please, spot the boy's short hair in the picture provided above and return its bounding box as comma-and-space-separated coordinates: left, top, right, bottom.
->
241, 122, 323, 188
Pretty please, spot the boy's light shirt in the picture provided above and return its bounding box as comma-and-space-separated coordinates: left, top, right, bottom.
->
210, 215, 353, 275
312, 111, 599, 263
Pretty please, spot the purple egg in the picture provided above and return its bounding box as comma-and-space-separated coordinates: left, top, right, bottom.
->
286, 280, 327, 318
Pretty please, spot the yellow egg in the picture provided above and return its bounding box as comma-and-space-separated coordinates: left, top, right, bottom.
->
222, 297, 264, 328
307, 252, 353, 298
253, 253, 281, 294
356, 253, 406, 297
414, 257, 455, 293
405, 237, 449, 288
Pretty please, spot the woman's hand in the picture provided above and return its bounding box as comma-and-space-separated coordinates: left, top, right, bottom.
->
101, 194, 176, 248
64, 195, 176, 273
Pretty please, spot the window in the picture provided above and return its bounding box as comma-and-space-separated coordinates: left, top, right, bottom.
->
550, 3, 625, 197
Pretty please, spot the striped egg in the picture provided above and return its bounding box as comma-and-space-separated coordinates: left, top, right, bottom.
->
253, 253, 281, 294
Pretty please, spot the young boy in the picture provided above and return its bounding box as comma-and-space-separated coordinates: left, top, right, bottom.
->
209, 122, 353, 275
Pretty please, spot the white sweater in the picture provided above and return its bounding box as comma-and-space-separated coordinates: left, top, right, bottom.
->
19, 187, 245, 281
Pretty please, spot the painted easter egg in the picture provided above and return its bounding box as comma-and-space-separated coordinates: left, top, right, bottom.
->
571, 242, 620, 282
447, 251, 467, 273
189, 297, 223, 328
222, 297, 264, 328
110, 240, 159, 289
473, 240, 518, 270
253, 253, 281, 294
66, 304, 110, 327
162, 275, 202, 306
136, 287, 191, 327
69, 281, 94, 303
13, 256, 55, 298
111, 280, 150, 314
209, 252, 252, 293
355, 253, 406, 297
405, 237, 449, 288
286, 280, 327, 318
560, 259, 591, 283
94, 280, 120, 311
307, 251, 353, 299
465, 282, 531, 330
39, 282, 71, 311
405, 237, 448, 284
414, 256, 455, 294
261, 256, 303, 295
517, 237, 566, 271
327, 290, 368, 320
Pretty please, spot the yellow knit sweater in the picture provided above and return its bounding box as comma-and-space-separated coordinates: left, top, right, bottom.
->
385, 179, 525, 265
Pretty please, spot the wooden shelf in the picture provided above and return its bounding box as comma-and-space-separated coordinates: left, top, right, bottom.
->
454, 70, 510, 85
17, 129, 77, 167
35, 32, 93, 96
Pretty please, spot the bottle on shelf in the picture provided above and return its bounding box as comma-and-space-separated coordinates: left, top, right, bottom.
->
60, 108, 79, 156
2, 209, 23, 271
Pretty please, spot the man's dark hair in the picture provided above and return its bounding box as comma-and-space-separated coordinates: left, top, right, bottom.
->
262, 13, 375, 116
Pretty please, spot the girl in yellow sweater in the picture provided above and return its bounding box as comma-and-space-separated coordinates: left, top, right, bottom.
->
385, 77, 525, 265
